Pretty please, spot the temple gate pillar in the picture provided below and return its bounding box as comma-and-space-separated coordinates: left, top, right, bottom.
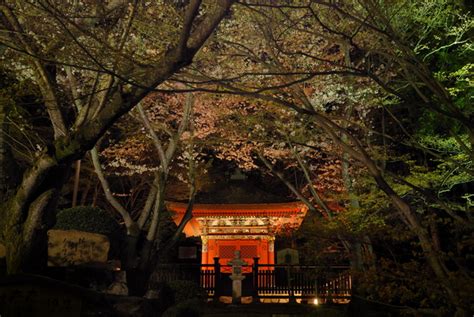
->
201, 235, 209, 265
268, 236, 275, 265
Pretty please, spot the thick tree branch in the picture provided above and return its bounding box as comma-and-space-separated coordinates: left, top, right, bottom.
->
91, 146, 138, 236
1, 4, 67, 139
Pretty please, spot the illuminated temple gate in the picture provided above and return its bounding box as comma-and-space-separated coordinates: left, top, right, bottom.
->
167, 202, 308, 270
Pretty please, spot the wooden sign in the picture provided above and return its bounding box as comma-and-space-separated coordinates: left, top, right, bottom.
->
47, 229, 110, 267
276, 248, 299, 265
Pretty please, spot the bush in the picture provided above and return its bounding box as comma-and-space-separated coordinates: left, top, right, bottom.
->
162, 299, 203, 317
54, 206, 122, 238
167, 280, 207, 303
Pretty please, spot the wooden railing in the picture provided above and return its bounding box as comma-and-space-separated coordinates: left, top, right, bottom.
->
152, 259, 221, 299
152, 257, 351, 302
253, 263, 351, 301
200, 266, 216, 295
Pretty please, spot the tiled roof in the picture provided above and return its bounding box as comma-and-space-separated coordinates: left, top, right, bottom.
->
166, 201, 307, 217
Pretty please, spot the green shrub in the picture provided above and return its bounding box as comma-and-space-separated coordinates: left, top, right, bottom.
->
54, 206, 122, 238
162, 299, 203, 317
167, 280, 207, 303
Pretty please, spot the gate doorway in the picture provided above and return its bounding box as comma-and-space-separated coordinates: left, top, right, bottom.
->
213, 239, 264, 272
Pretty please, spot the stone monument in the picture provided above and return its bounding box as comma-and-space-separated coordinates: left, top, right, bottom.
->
228, 250, 247, 304
47, 229, 110, 267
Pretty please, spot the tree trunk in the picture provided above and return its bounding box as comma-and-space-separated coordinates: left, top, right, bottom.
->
2, 154, 71, 274
301, 109, 471, 312
91, 146, 141, 269
340, 40, 374, 272
71, 160, 81, 207
122, 234, 139, 269
0, 0, 234, 275
139, 178, 166, 271
367, 160, 471, 315
5, 189, 53, 274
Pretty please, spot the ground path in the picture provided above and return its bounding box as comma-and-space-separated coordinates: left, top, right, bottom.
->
202, 303, 348, 317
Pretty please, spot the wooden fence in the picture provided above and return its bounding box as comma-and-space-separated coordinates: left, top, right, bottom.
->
152, 257, 351, 302
253, 265, 351, 301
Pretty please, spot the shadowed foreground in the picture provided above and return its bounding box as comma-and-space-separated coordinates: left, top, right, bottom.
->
0, 274, 419, 317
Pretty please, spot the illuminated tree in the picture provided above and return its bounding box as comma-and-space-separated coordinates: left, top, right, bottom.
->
163, 1, 472, 312
0, 0, 234, 274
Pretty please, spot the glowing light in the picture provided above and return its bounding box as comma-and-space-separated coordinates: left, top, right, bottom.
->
313, 298, 319, 305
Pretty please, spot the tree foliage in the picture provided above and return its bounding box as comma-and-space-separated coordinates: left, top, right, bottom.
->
55, 206, 121, 238
0, 0, 472, 313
